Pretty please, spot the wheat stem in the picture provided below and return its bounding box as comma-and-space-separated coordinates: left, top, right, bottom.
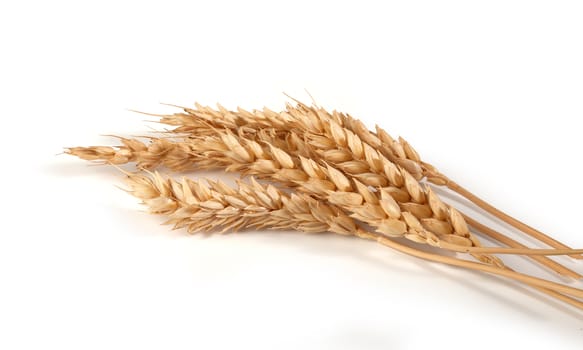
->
462, 214, 581, 279
359, 230, 583, 301
448, 181, 582, 258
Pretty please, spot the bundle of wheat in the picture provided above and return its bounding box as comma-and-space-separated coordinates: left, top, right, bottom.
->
66, 100, 583, 310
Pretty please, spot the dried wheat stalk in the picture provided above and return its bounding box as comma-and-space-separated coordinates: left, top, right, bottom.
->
65, 101, 583, 311
124, 170, 583, 309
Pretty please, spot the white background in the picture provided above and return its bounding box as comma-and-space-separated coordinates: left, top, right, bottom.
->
1, 0, 583, 349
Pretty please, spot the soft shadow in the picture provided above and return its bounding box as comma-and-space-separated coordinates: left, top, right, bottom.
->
52, 154, 583, 322
430, 261, 583, 320
245, 230, 437, 277
228, 230, 583, 322
325, 325, 399, 349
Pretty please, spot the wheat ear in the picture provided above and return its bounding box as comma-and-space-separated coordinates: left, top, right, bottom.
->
65, 126, 299, 172
125, 170, 583, 309
316, 101, 581, 258
126, 171, 356, 235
